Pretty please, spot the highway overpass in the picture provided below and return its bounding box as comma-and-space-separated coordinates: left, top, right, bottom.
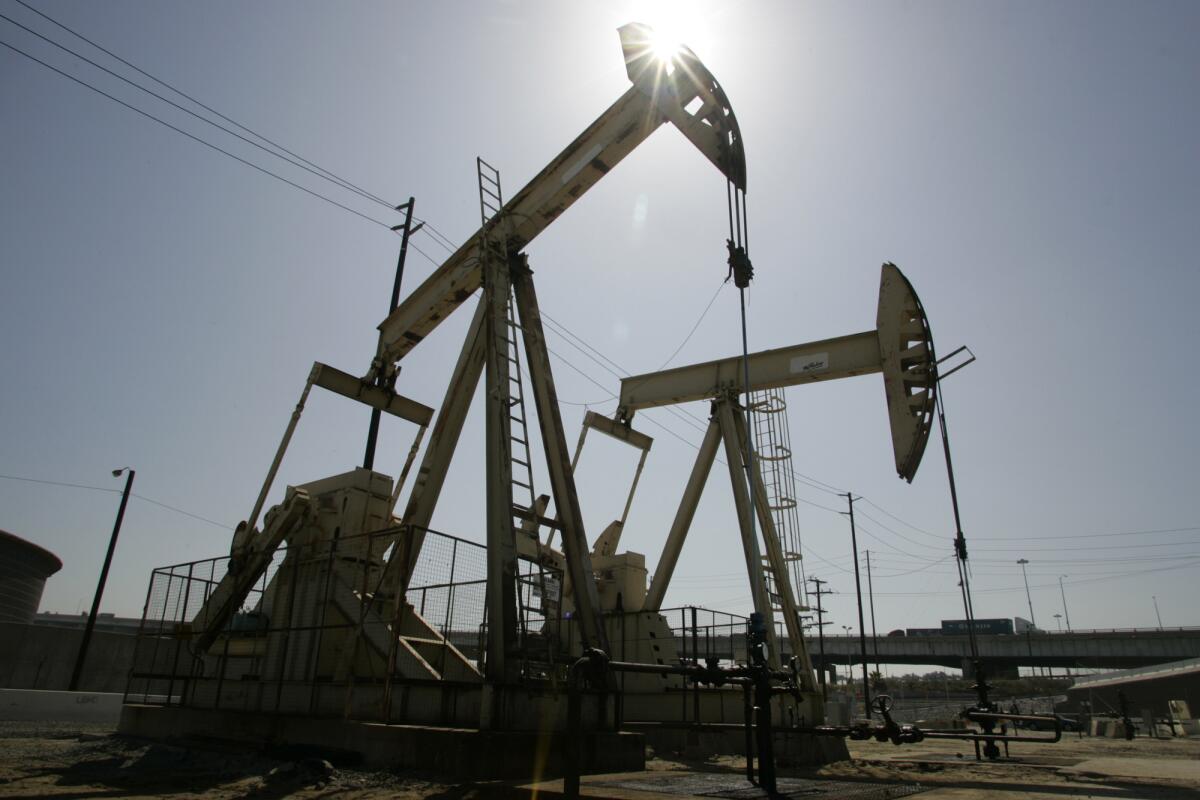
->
804, 627, 1200, 675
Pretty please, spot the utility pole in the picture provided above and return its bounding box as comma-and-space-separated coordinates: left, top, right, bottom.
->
843, 493, 871, 718
865, 549, 880, 681
1017, 558, 1038, 677
808, 577, 833, 699
70, 467, 134, 691
1016, 558, 1036, 627
1058, 575, 1072, 632
363, 197, 420, 470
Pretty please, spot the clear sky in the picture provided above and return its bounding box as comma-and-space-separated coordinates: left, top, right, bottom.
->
2, 1, 1197, 648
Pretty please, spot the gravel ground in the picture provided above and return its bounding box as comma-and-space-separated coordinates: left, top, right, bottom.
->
0, 721, 487, 799
1, 720, 1198, 799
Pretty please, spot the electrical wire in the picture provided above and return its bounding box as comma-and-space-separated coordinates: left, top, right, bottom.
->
868, 557, 1200, 597
0, 472, 229, 529
8, 0, 394, 209
413, 218, 460, 252
0, 38, 399, 231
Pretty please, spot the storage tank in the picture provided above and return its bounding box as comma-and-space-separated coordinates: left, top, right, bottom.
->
0, 529, 63, 623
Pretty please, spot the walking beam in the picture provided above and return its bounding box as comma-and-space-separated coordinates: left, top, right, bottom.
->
373, 23, 746, 370
618, 263, 938, 482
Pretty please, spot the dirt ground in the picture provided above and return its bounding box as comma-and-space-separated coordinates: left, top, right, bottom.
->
1, 720, 1197, 799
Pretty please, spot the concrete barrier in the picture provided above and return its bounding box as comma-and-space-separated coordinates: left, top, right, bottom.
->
0, 622, 136, 692
0, 688, 123, 723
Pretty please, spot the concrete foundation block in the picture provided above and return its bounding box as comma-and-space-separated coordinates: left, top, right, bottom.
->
0, 688, 123, 723
118, 703, 643, 778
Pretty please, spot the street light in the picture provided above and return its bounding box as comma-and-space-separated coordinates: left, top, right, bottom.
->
1153, 595, 1164, 630
69, 467, 135, 691
1053, 613, 1063, 632
1058, 575, 1072, 631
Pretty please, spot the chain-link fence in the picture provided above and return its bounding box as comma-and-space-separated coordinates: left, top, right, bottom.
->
123, 525, 563, 720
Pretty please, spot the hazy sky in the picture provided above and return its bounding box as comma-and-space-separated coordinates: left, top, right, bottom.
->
2, 1, 1197, 653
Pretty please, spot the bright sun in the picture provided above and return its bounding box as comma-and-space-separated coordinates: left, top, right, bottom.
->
650, 29, 682, 63
629, 0, 712, 64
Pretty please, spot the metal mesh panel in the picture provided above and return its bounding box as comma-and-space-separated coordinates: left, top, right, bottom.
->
124, 525, 560, 719
663, 606, 751, 666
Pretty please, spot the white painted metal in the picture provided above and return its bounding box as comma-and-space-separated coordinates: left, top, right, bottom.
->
717, 400, 781, 669
644, 416, 721, 611
373, 25, 746, 371
618, 263, 937, 482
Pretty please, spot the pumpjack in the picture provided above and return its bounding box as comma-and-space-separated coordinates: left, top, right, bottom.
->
127, 22, 988, 773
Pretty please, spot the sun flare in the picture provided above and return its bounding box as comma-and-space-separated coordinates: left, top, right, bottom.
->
650, 29, 681, 63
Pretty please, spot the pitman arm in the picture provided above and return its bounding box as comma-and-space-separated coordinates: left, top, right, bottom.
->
373, 23, 746, 372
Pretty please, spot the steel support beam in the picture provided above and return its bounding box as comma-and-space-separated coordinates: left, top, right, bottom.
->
483, 258, 519, 683
511, 259, 609, 653
311, 362, 434, 427
716, 399, 780, 668
645, 414, 720, 611
377, 86, 660, 367
381, 298, 487, 597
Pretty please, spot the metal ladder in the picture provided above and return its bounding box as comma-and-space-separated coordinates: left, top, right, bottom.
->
750, 388, 809, 609
477, 158, 555, 675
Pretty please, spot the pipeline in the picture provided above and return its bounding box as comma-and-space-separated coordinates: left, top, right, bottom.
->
563, 623, 1067, 800
807, 694, 1064, 760
564, 612, 792, 798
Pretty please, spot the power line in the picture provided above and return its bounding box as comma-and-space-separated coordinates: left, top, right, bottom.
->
131, 494, 228, 530
970, 539, 1200, 553
853, 512, 950, 553
8, 0, 394, 210
413, 218, 460, 252
0, 473, 229, 529
0, 38, 400, 232
869, 557, 1200, 597
978, 526, 1200, 542
0, 473, 120, 495
859, 497, 939, 538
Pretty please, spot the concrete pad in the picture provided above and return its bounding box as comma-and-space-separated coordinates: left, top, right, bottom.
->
523, 772, 925, 800
0, 688, 123, 723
